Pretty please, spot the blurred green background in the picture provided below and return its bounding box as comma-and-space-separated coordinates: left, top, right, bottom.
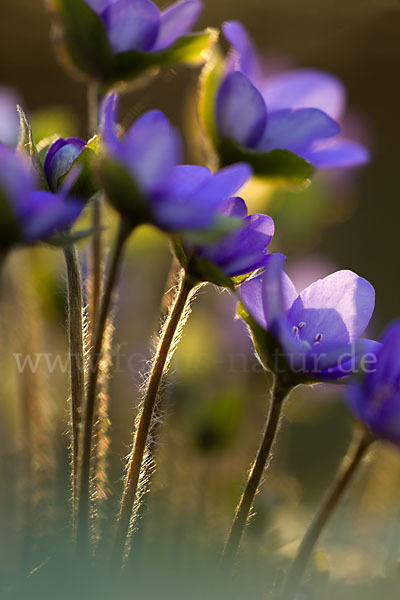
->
1, 1, 400, 598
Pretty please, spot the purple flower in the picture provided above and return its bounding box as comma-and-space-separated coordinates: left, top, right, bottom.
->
346, 321, 400, 447
100, 93, 252, 232
84, 0, 203, 54
44, 137, 86, 192
0, 87, 21, 149
0, 146, 84, 252
240, 254, 378, 382
184, 196, 274, 278
215, 20, 369, 170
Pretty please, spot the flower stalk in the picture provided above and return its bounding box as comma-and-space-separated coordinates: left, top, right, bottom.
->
222, 377, 292, 569
77, 219, 132, 553
63, 244, 85, 516
87, 82, 102, 332
281, 428, 374, 600
111, 271, 197, 570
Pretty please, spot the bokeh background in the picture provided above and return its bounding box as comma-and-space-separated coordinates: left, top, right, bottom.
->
1, 1, 400, 598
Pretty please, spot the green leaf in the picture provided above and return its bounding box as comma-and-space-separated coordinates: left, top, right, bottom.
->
162, 28, 218, 65
99, 157, 152, 226
109, 29, 218, 85
238, 302, 313, 385
171, 236, 189, 270
47, 226, 102, 247
182, 215, 242, 246
198, 46, 225, 146
86, 134, 102, 154
58, 135, 102, 199
17, 106, 50, 191
187, 256, 234, 289
47, 0, 113, 80
237, 302, 278, 373
232, 272, 255, 287
172, 236, 235, 288
36, 134, 60, 165
218, 138, 314, 186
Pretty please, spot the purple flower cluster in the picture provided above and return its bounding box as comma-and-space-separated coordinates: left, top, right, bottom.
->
84, 0, 203, 55
183, 197, 274, 279
3, 5, 400, 589
100, 93, 252, 234
2, 7, 399, 451
0, 145, 84, 252
215, 21, 369, 171
99, 93, 278, 282
346, 322, 400, 447
195, 197, 274, 277
240, 254, 378, 382
0, 93, 86, 254
238, 254, 400, 447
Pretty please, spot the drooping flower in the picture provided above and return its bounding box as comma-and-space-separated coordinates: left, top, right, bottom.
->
44, 137, 86, 192
175, 196, 274, 287
203, 20, 369, 179
346, 321, 400, 447
0, 87, 21, 149
100, 93, 252, 232
240, 254, 378, 383
84, 0, 203, 54
0, 145, 84, 253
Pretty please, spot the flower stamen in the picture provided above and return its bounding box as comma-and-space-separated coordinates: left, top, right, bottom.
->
314, 333, 323, 345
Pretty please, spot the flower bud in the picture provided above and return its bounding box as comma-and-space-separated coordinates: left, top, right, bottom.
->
44, 137, 86, 192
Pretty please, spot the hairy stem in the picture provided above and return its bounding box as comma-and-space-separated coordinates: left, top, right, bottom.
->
111, 271, 196, 570
63, 244, 85, 517
125, 255, 183, 570
281, 429, 373, 600
77, 221, 131, 553
222, 378, 291, 569
87, 83, 102, 333
90, 197, 102, 331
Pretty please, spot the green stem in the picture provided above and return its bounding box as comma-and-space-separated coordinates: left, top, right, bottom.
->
281, 429, 373, 600
111, 271, 196, 570
87, 82, 102, 334
77, 220, 131, 553
90, 196, 102, 331
222, 377, 291, 569
63, 244, 85, 519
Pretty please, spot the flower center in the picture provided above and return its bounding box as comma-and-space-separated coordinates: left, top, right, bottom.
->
292, 322, 312, 350
291, 322, 323, 349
